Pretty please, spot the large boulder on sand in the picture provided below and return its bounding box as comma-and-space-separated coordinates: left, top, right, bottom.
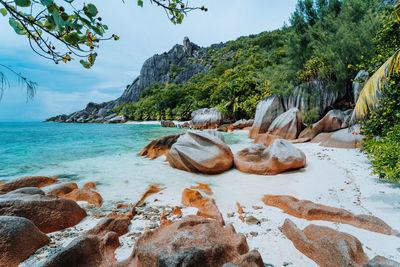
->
268, 108, 303, 140
281, 219, 369, 267
191, 107, 225, 129
115, 215, 263, 267
0, 176, 58, 195
0, 216, 50, 267
167, 131, 233, 174
46, 182, 78, 197
64, 188, 103, 207
318, 127, 364, 149
234, 140, 306, 175
249, 96, 284, 139
43, 232, 120, 267
299, 109, 348, 139
0, 188, 86, 233
139, 134, 182, 159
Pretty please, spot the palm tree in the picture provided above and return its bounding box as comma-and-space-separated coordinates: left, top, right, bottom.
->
352, 0, 400, 121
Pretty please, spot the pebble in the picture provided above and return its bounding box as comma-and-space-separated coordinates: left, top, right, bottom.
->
246, 216, 261, 225
250, 231, 258, 237
283, 262, 293, 266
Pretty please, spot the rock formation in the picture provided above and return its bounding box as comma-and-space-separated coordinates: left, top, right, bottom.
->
249, 96, 285, 139
234, 140, 306, 175
0, 216, 50, 267
353, 70, 369, 103
0, 176, 58, 194
263, 195, 398, 235
46, 182, 78, 197
86, 217, 130, 237
281, 219, 369, 267
43, 232, 120, 267
167, 131, 234, 174
64, 188, 103, 207
0, 188, 87, 233
319, 127, 365, 149
139, 134, 183, 159
114, 215, 263, 267
268, 108, 303, 139
191, 107, 225, 129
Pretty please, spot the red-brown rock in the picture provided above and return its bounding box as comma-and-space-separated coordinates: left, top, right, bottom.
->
0, 176, 58, 194
234, 140, 306, 175
139, 134, 182, 160
0, 188, 86, 233
232, 119, 254, 130
223, 250, 264, 267
267, 108, 303, 139
263, 195, 398, 235
217, 124, 234, 132
161, 120, 176, 127
167, 131, 234, 174
320, 127, 364, 149
0, 216, 50, 267
130, 184, 165, 217
190, 182, 213, 195
84, 182, 98, 189
182, 188, 225, 225
64, 188, 103, 207
254, 133, 281, 147
299, 109, 348, 139
86, 217, 130, 237
311, 132, 334, 143
170, 206, 183, 216
114, 215, 257, 267
281, 219, 369, 267
43, 232, 120, 267
46, 182, 78, 197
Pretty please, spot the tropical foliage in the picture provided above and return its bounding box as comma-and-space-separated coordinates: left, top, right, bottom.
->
111, 0, 382, 122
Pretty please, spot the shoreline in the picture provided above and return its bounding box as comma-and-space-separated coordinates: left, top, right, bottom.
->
19, 129, 400, 266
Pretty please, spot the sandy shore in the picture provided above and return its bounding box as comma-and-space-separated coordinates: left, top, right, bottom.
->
21, 131, 400, 266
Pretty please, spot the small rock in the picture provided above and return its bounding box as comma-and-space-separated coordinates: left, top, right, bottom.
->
246, 216, 261, 226
250, 232, 259, 237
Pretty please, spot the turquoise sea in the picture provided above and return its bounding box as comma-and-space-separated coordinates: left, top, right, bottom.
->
0, 122, 247, 182
0, 122, 185, 180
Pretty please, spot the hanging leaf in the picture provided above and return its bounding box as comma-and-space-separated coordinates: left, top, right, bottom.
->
15, 0, 31, 7
0, 8, 7, 16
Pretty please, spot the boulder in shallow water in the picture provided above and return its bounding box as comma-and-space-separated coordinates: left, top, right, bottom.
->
249, 96, 284, 139
191, 107, 225, 129
268, 108, 303, 140
0, 176, 58, 195
43, 232, 120, 267
0, 216, 50, 267
281, 218, 369, 267
115, 215, 260, 267
139, 134, 183, 159
0, 188, 86, 233
234, 140, 306, 175
167, 130, 233, 174
161, 120, 176, 127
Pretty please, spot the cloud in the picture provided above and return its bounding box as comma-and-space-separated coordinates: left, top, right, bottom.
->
0, 0, 298, 121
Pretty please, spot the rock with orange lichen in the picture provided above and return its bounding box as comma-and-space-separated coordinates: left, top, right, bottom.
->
234, 140, 306, 175
0, 188, 86, 233
130, 184, 165, 217
236, 202, 244, 214
113, 215, 262, 267
83, 182, 98, 189
46, 182, 78, 197
181, 188, 225, 225
263, 195, 398, 235
159, 214, 174, 228
170, 206, 183, 216
281, 219, 369, 267
43, 232, 120, 267
116, 204, 129, 209
190, 183, 213, 195
167, 131, 233, 174
139, 134, 182, 159
0, 176, 58, 194
64, 188, 103, 207
86, 217, 130, 237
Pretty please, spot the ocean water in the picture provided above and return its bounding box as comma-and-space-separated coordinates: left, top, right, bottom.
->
0, 122, 250, 206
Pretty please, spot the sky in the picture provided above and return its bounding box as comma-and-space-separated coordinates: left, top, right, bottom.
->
0, 0, 298, 122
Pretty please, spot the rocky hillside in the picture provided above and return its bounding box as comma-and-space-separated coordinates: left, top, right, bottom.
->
47, 37, 223, 123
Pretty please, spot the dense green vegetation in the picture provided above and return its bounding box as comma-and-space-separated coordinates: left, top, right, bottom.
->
111, 0, 382, 122
360, 8, 400, 182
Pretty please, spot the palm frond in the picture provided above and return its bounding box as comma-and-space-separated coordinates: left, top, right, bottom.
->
395, 0, 400, 22
352, 49, 400, 121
